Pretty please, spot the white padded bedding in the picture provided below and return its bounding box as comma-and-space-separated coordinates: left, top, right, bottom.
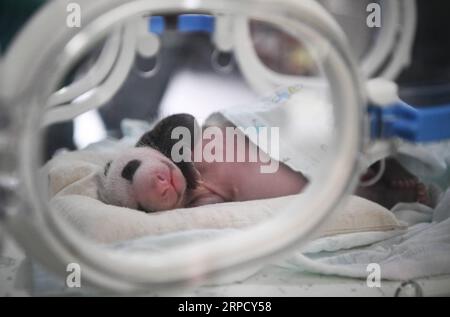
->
44, 147, 404, 243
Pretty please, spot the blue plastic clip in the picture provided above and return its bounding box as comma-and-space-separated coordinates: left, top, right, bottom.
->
148, 16, 165, 35
370, 101, 450, 142
148, 14, 215, 34
177, 14, 214, 33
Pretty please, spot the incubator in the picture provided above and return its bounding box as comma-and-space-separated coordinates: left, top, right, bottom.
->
0, 0, 449, 296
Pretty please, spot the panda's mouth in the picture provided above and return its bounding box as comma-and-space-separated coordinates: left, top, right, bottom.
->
135, 163, 184, 213
165, 163, 184, 197
160, 156, 199, 191
160, 160, 187, 203
169, 170, 183, 198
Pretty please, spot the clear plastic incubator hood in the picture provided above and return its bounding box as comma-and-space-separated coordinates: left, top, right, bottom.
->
0, 0, 449, 296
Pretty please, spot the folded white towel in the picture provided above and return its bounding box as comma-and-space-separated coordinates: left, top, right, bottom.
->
44, 144, 404, 244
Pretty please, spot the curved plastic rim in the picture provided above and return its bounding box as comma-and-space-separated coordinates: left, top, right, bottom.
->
234, 0, 416, 94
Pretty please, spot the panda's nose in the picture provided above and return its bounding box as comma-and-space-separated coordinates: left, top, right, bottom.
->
153, 169, 172, 196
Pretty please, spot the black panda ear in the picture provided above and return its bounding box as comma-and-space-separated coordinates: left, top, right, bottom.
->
136, 114, 201, 190
136, 113, 200, 157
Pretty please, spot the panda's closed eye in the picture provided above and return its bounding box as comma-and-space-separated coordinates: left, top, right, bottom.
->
121, 159, 142, 182
104, 161, 112, 176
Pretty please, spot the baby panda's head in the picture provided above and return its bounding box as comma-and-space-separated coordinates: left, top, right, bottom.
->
100, 114, 200, 212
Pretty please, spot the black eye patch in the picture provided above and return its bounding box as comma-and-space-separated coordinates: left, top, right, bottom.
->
121, 159, 141, 182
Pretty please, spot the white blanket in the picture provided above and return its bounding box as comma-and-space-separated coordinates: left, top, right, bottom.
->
37, 119, 450, 293
45, 126, 404, 244
43, 142, 450, 283
107, 191, 450, 282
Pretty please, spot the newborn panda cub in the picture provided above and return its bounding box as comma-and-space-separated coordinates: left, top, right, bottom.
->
100, 114, 307, 213
100, 114, 430, 212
